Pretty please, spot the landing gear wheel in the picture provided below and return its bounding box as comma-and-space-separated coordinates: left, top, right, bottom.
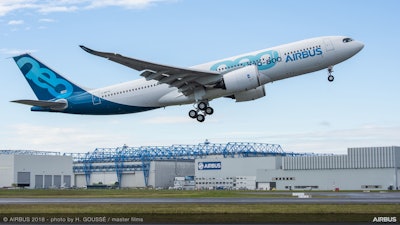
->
327, 66, 334, 82
188, 110, 197, 119
205, 107, 214, 115
198, 102, 207, 111
189, 100, 212, 122
196, 114, 205, 122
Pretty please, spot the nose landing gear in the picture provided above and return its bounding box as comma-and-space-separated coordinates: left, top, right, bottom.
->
327, 66, 334, 82
188, 101, 214, 122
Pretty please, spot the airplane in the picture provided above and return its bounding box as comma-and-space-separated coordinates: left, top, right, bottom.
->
11, 36, 364, 122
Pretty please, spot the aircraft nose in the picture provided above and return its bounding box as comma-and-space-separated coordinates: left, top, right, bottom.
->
354, 41, 364, 53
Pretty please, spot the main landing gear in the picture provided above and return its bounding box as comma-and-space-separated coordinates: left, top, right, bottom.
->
188, 101, 214, 122
327, 66, 334, 82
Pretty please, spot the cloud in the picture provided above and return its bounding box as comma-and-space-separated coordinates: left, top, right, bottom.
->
0, 48, 36, 55
0, 0, 37, 17
37, 5, 78, 14
4, 121, 399, 155
7, 19, 24, 25
85, 0, 168, 9
0, 0, 173, 16
6, 123, 124, 153
273, 125, 400, 153
141, 116, 192, 124
38, 18, 56, 23
215, 124, 400, 154
318, 121, 331, 127
10, 123, 99, 145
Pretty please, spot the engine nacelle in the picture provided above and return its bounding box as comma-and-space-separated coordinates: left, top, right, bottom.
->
215, 65, 261, 93
234, 85, 266, 102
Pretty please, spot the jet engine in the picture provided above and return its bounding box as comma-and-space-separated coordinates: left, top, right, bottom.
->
233, 85, 266, 102
214, 65, 261, 93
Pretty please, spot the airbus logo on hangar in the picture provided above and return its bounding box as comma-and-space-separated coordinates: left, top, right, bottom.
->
198, 162, 222, 170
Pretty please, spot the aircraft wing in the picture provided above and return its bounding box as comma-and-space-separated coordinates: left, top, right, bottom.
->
11, 99, 66, 109
80, 46, 221, 95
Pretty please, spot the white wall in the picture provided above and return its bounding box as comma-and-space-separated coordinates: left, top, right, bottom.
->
74, 174, 86, 188
90, 172, 117, 185
13, 155, 73, 189
196, 156, 280, 178
121, 172, 145, 187
257, 168, 397, 190
0, 155, 14, 187
152, 161, 194, 188
74, 172, 145, 188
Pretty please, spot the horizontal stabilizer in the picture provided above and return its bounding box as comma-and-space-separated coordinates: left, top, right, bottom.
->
11, 99, 67, 110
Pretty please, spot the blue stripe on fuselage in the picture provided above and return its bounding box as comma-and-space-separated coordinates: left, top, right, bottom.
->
31, 92, 158, 115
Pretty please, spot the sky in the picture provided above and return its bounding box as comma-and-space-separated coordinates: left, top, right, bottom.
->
0, 0, 399, 154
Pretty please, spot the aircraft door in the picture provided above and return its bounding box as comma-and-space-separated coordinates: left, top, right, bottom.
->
324, 38, 335, 52
92, 95, 101, 105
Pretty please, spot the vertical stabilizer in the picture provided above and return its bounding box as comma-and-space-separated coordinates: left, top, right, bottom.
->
13, 54, 86, 100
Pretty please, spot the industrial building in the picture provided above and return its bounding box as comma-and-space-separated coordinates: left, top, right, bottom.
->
74, 160, 194, 188
70, 142, 283, 188
0, 150, 73, 189
1, 143, 399, 191
196, 146, 400, 191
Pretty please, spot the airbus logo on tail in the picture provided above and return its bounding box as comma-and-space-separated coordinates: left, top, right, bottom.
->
16, 57, 74, 98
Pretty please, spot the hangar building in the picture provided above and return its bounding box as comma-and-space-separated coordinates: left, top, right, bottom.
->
70, 142, 284, 188
1, 143, 399, 191
196, 146, 400, 191
0, 150, 73, 189
72, 145, 196, 188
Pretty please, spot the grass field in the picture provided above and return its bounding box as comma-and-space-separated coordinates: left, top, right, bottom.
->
0, 189, 399, 223
1, 203, 399, 214
0, 189, 293, 198
0, 203, 398, 223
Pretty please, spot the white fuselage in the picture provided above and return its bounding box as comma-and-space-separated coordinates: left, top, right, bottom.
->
89, 36, 364, 108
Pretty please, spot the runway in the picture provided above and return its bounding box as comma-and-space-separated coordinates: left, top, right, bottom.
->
1, 192, 398, 225
1, 191, 399, 204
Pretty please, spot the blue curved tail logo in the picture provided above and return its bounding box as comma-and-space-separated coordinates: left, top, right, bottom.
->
13, 55, 80, 100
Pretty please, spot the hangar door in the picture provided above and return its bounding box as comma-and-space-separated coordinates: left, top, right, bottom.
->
35, 175, 43, 188
44, 175, 52, 188
17, 172, 30, 187
64, 175, 71, 188
54, 175, 61, 188
257, 182, 270, 190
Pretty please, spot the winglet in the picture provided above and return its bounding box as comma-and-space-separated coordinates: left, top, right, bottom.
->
80, 45, 115, 60
80, 45, 95, 54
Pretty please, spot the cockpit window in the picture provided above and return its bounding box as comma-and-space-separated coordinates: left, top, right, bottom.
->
343, 38, 353, 43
